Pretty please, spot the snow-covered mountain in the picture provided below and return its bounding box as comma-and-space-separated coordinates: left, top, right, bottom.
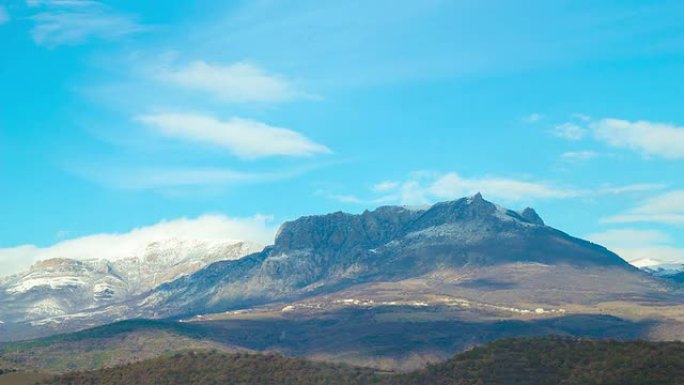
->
636, 260, 684, 283
642, 263, 684, 277
628, 257, 684, 281
0, 239, 260, 328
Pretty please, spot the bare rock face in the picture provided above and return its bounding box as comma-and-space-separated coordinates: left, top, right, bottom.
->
141, 195, 632, 317
520, 207, 545, 226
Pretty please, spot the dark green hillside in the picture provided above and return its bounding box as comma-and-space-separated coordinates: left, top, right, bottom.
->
1, 310, 655, 372
40, 351, 381, 385
393, 337, 684, 385
0, 319, 237, 371
39, 337, 684, 385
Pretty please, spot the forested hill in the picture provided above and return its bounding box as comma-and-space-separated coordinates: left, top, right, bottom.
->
39, 337, 684, 385
392, 337, 684, 385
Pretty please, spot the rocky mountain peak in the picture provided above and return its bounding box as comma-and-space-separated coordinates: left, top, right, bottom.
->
136, 194, 633, 322
274, 206, 421, 251
272, 196, 554, 259
29, 258, 112, 274
520, 207, 545, 226
467, 192, 485, 202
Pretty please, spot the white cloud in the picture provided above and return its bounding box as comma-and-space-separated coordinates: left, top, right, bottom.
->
561, 150, 598, 162
138, 113, 331, 159
427, 173, 580, 202
73, 164, 318, 190
30, 1, 146, 47
550, 122, 587, 140
0, 6, 9, 24
329, 171, 664, 206
0, 214, 277, 276
158, 61, 304, 103
592, 118, 684, 159
632, 190, 684, 214
605, 214, 684, 225
603, 190, 684, 225
350, 172, 582, 205
372, 181, 400, 193
595, 183, 666, 195
586, 228, 683, 267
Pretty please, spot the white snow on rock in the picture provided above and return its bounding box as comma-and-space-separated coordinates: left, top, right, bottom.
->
0, 239, 262, 326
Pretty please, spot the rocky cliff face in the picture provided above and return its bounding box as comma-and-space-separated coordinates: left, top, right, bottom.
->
141, 194, 632, 317
0, 240, 259, 327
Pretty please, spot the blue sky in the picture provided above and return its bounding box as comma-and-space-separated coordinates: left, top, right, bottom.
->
0, 0, 683, 274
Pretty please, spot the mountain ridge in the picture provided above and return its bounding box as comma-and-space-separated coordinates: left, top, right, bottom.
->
138, 194, 637, 319
0, 194, 674, 345
0, 240, 260, 338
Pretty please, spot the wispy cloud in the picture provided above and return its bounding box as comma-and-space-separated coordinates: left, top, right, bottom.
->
29, 0, 146, 47
586, 228, 673, 248
372, 181, 400, 193
603, 190, 684, 225
596, 184, 666, 195
158, 61, 306, 103
327, 171, 665, 206
0, 214, 276, 276
74, 165, 317, 190
137, 113, 331, 159
585, 228, 683, 266
551, 117, 684, 159
592, 118, 684, 159
549, 122, 587, 140
561, 150, 599, 162
0, 6, 9, 25
332, 172, 583, 206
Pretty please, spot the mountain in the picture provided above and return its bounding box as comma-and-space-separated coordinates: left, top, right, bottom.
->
641, 263, 684, 283
139, 193, 646, 318
3, 194, 683, 365
0, 240, 259, 339
31, 337, 684, 385
630, 257, 684, 283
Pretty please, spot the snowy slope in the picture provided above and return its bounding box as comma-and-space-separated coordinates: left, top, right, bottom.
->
0, 239, 260, 326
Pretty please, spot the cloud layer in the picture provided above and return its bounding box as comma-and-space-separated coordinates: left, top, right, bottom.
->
586, 228, 683, 266
561, 150, 599, 162
551, 116, 684, 160
550, 122, 587, 140
335, 172, 582, 206
159, 61, 303, 102
326, 171, 664, 206
76, 165, 316, 190
604, 190, 684, 225
593, 119, 684, 159
0, 214, 277, 276
138, 113, 331, 159
29, 1, 146, 47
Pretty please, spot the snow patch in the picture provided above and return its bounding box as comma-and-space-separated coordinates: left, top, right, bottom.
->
6, 276, 86, 294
